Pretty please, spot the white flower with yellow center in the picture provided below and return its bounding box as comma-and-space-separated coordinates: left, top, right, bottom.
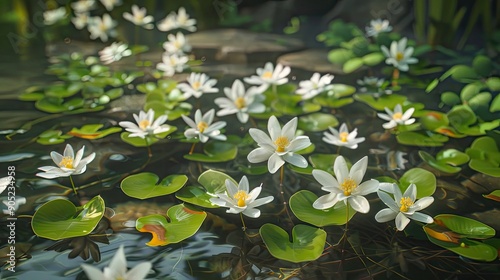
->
156, 53, 189, 77
43, 7, 67, 25
377, 104, 415, 129
210, 176, 274, 218
100, 0, 122, 11
123, 5, 154, 29
295, 72, 334, 100
244, 62, 291, 93
158, 7, 197, 32
81, 245, 151, 280
381, 37, 418, 71
322, 123, 365, 149
375, 183, 434, 231
119, 109, 169, 139
71, 0, 96, 13
176, 72, 218, 99
182, 109, 227, 143
247, 116, 311, 174
312, 156, 379, 213
36, 144, 95, 179
215, 79, 265, 123
72, 12, 89, 30
163, 32, 191, 55
99, 42, 132, 64
365, 19, 392, 37
87, 14, 117, 42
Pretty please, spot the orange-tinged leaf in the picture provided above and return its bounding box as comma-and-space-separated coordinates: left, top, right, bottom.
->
67, 131, 102, 139
139, 224, 168, 246
483, 190, 500, 202
423, 224, 462, 244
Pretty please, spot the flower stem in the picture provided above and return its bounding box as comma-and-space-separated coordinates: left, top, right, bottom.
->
279, 165, 294, 227
145, 137, 152, 158
272, 84, 277, 96
391, 68, 400, 87
336, 146, 341, 155
280, 165, 284, 186
239, 213, 247, 231
69, 175, 78, 195
389, 227, 399, 245
189, 142, 196, 155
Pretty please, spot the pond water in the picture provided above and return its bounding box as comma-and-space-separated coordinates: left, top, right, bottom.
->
1, 2, 500, 280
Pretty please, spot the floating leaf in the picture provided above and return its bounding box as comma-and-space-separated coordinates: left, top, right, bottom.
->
396, 131, 448, 147
136, 204, 206, 246
425, 78, 439, 93
486, 77, 500, 91
260, 223, 326, 263
289, 190, 355, 227
490, 94, 500, 113
399, 168, 436, 198
354, 93, 407, 111
440, 92, 461, 106
309, 154, 342, 174
120, 126, 176, 147
434, 214, 495, 239
466, 137, 500, 177
449, 65, 480, 82
343, 57, 364, 73
361, 52, 384, 66
298, 113, 339, 132
420, 111, 449, 131
327, 49, 354, 64
67, 124, 121, 139
37, 129, 73, 145
472, 55, 493, 77
184, 141, 238, 162
419, 149, 469, 174
121, 173, 188, 199
483, 190, 500, 202
32, 196, 105, 240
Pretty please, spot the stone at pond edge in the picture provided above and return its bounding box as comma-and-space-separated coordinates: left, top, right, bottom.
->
186, 29, 305, 64
278, 49, 345, 75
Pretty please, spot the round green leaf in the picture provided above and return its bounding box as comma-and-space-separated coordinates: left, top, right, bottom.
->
447, 105, 476, 130
460, 83, 481, 102
436, 149, 470, 166
327, 49, 354, 64
466, 137, 500, 177
361, 52, 384, 66
472, 55, 493, 77
289, 190, 355, 227
183, 141, 237, 162
175, 186, 219, 208
136, 204, 207, 246
197, 169, 237, 194
468, 92, 492, 111
486, 77, 500, 91
449, 65, 480, 82
343, 57, 364, 73
490, 94, 500, 113
440, 92, 460, 106
298, 113, 339, 132
419, 111, 449, 131
434, 214, 496, 239
483, 190, 500, 202
399, 168, 436, 198
354, 93, 407, 111
121, 173, 188, 199
396, 131, 447, 147
32, 196, 105, 240
260, 223, 326, 263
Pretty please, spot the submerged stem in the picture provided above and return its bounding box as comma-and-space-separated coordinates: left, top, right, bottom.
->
239, 213, 247, 231
391, 68, 400, 87
189, 142, 196, 155
145, 137, 152, 158
69, 175, 78, 195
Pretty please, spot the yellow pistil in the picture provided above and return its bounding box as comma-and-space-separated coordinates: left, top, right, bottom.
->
274, 136, 289, 153
373, 23, 383, 31
139, 119, 150, 130
262, 71, 273, 79
192, 81, 201, 90
395, 52, 404, 61
339, 132, 349, 142
59, 156, 74, 169
234, 190, 249, 207
340, 178, 357, 196
234, 97, 246, 109
197, 121, 209, 133
392, 112, 403, 120
399, 197, 413, 212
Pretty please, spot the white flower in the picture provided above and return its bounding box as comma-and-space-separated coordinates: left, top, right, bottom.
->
210, 176, 274, 218
357, 77, 392, 97
176, 73, 218, 99
215, 79, 265, 123
81, 245, 151, 280
99, 42, 132, 64
100, 0, 122, 11
375, 183, 434, 231
43, 7, 67, 25
244, 62, 291, 93
247, 116, 311, 174
322, 123, 365, 149
312, 156, 379, 213
365, 19, 392, 37
36, 144, 96, 179
377, 104, 415, 129
71, 12, 89, 30
0, 177, 12, 194
295, 73, 334, 100
71, 0, 95, 13
381, 37, 418, 71
156, 53, 189, 77
123, 5, 154, 29
182, 109, 227, 143
163, 32, 191, 55
87, 14, 117, 42
119, 109, 169, 139
157, 7, 197, 32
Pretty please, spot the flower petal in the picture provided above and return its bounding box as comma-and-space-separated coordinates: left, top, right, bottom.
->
313, 193, 339, 209
247, 147, 273, 163
375, 208, 398, 223
348, 196, 370, 213
409, 212, 433, 224
282, 153, 308, 168
395, 212, 410, 231
268, 153, 285, 174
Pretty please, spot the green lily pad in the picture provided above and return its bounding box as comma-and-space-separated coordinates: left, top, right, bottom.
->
472, 55, 493, 77
466, 137, 500, 177
288, 164, 314, 175
298, 113, 339, 132
121, 173, 188, 199
435, 214, 496, 239
486, 77, 500, 91
68, 124, 121, 140
176, 170, 237, 208
449, 65, 480, 82
354, 93, 407, 111
45, 83, 82, 98
120, 126, 176, 147
184, 141, 238, 162
35, 97, 84, 113
309, 154, 341, 174
328, 48, 354, 64
440, 92, 461, 106
396, 131, 448, 147
483, 190, 500, 202
272, 100, 321, 115
425, 78, 439, 93
361, 52, 384, 66
468, 92, 492, 111
399, 168, 436, 198
420, 111, 449, 131
32, 196, 105, 240
419, 149, 470, 174
136, 204, 206, 246
490, 94, 500, 113
289, 190, 355, 227
37, 129, 73, 145
343, 57, 364, 73
260, 223, 326, 263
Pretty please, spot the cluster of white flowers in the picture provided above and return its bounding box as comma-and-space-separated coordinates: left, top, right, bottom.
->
157, 7, 197, 32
